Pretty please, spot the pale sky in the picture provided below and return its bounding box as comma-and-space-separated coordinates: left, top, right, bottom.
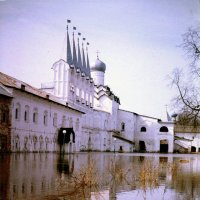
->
0, 0, 200, 120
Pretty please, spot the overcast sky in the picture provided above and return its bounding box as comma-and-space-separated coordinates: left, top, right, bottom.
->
0, 0, 200, 120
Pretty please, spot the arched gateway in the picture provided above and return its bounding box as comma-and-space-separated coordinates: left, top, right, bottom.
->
160, 139, 168, 153
57, 128, 75, 153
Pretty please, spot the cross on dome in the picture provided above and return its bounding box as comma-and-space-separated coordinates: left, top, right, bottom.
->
96, 50, 100, 59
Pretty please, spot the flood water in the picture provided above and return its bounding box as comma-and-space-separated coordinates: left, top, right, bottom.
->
0, 152, 200, 200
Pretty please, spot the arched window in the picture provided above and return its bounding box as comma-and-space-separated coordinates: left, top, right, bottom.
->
24, 105, 29, 122
81, 90, 85, 104
33, 108, 38, 123
0, 105, 9, 123
69, 117, 73, 128
24, 136, 28, 150
104, 120, 108, 129
62, 115, 66, 127
53, 113, 57, 127
15, 103, 21, 120
160, 126, 168, 132
140, 127, 146, 132
76, 87, 80, 102
43, 111, 48, 126
39, 136, 44, 150
121, 122, 125, 131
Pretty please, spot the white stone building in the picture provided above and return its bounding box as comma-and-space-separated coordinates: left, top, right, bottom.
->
0, 27, 175, 153
174, 125, 200, 153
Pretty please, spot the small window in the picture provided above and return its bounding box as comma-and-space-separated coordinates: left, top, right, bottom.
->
15, 108, 18, 119
24, 105, 29, 122
62, 115, 66, 127
0, 108, 8, 123
160, 126, 168, 132
53, 113, 57, 127
24, 111, 27, 121
69, 117, 73, 128
121, 122, 125, 131
140, 127, 146, 132
33, 108, 38, 123
15, 103, 21, 120
43, 111, 48, 126
33, 113, 36, 123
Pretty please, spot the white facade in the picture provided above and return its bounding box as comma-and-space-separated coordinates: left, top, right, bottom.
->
0, 28, 175, 153
174, 125, 200, 153
0, 73, 83, 153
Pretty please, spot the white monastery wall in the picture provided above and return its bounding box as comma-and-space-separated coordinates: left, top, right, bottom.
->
117, 110, 136, 141
11, 89, 82, 152
134, 116, 174, 152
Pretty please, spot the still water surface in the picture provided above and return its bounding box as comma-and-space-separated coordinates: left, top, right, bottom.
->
0, 153, 200, 200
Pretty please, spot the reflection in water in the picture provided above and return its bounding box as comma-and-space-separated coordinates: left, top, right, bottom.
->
0, 155, 10, 200
0, 153, 200, 200
57, 154, 74, 175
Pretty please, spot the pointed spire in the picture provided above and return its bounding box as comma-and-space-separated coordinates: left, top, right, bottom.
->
166, 105, 172, 121
86, 42, 91, 77
72, 27, 78, 69
77, 33, 83, 73
82, 38, 87, 75
66, 20, 73, 65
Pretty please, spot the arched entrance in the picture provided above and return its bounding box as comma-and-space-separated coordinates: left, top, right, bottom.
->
191, 146, 196, 152
57, 128, 75, 153
160, 140, 168, 153
139, 141, 146, 152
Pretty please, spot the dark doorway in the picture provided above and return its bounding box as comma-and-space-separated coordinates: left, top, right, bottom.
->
160, 140, 168, 153
139, 141, 146, 152
57, 128, 75, 153
0, 135, 7, 152
191, 146, 196, 152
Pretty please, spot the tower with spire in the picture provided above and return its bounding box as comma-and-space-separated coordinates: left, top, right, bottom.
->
50, 20, 94, 110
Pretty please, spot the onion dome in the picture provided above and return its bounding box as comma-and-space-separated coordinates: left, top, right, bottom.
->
171, 113, 178, 118
90, 58, 106, 73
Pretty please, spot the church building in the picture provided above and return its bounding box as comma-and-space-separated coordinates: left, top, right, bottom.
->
0, 23, 174, 153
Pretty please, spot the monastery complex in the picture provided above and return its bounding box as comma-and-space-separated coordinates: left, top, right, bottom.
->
0, 23, 200, 154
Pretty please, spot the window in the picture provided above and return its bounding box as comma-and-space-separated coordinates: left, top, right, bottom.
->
69, 117, 73, 128
81, 90, 85, 104
160, 126, 168, 132
90, 95, 93, 108
15, 103, 21, 120
62, 115, 66, 127
140, 127, 146, 132
53, 113, 57, 127
24, 105, 29, 122
121, 122, 125, 131
33, 108, 38, 124
43, 111, 48, 126
0, 106, 9, 123
86, 93, 89, 105
76, 88, 80, 101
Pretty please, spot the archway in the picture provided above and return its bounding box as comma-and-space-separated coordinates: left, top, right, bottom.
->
57, 128, 75, 153
139, 141, 146, 152
160, 140, 168, 153
191, 146, 196, 152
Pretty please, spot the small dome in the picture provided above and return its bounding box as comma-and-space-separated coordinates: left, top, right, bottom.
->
171, 113, 178, 118
90, 58, 106, 73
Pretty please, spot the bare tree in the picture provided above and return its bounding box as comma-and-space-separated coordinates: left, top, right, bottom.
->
171, 27, 200, 127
